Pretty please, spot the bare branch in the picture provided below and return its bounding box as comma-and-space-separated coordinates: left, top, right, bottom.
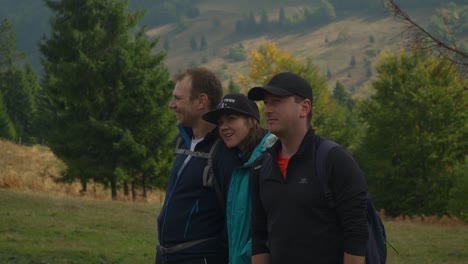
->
384, 0, 467, 70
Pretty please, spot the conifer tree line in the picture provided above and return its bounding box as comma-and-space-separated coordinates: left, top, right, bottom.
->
0, 0, 466, 220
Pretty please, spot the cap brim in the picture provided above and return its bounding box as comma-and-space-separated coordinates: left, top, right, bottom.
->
248, 86, 295, 101
202, 108, 253, 124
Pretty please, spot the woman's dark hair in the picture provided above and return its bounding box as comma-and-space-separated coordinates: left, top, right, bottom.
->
240, 117, 267, 158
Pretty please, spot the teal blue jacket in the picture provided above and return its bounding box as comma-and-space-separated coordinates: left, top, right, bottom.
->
226, 132, 277, 264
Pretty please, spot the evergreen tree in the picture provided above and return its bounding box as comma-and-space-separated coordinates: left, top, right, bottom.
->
0, 93, 16, 139
227, 76, 240, 93
350, 55, 356, 67
200, 34, 207, 50
326, 68, 332, 80
259, 10, 269, 32
0, 17, 39, 143
279, 7, 286, 28
40, 0, 174, 199
163, 37, 170, 50
190, 35, 198, 51
0, 18, 25, 72
247, 11, 257, 34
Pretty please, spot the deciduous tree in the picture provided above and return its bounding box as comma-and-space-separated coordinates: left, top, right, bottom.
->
358, 50, 467, 216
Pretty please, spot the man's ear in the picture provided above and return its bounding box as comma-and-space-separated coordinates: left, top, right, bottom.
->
300, 99, 312, 118
197, 93, 209, 110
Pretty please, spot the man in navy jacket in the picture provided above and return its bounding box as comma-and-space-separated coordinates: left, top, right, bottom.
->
156, 67, 242, 264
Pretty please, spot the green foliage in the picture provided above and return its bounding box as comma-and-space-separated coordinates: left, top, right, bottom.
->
40, 0, 175, 197
128, 0, 200, 28
200, 34, 207, 50
163, 37, 170, 50
190, 35, 198, 51
212, 16, 221, 28
227, 44, 247, 62
447, 156, 468, 222
333, 81, 354, 110
0, 93, 16, 139
0, 66, 40, 143
259, 10, 269, 31
358, 50, 468, 216
426, 3, 468, 44
227, 76, 241, 93
0, 18, 40, 143
335, 30, 349, 44
350, 55, 357, 67
365, 49, 378, 58
279, 7, 286, 27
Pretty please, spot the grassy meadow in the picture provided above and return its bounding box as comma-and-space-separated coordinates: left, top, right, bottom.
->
1, 189, 467, 264
0, 189, 159, 264
1, 141, 467, 263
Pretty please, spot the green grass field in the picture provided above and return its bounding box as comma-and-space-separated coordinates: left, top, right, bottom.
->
0, 189, 159, 264
1, 189, 467, 263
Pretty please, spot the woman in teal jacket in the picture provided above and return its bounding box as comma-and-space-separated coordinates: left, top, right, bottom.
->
203, 93, 276, 264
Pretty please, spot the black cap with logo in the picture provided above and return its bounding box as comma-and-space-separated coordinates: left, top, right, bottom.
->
248, 72, 313, 101
202, 93, 260, 124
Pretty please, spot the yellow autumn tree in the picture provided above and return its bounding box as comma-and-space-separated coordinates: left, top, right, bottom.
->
236, 42, 356, 149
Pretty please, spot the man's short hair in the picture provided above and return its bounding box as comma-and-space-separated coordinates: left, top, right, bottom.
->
173, 67, 223, 110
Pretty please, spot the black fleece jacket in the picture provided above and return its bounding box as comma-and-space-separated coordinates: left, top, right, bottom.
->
251, 128, 368, 264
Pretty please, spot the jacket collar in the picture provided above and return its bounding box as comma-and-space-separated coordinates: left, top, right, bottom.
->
177, 124, 219, 148
268, 127, 316, 157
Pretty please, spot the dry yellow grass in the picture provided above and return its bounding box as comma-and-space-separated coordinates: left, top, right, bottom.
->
0, 139, 166, 204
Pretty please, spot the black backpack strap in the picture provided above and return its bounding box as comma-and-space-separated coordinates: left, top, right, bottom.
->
315, 139, 340, 208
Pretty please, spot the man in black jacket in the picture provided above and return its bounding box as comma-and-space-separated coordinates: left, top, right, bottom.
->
156, 67, 242, 264
248, 72, 368, 264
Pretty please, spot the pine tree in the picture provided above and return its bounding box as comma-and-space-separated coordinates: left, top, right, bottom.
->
279, 7, 286, 28
190, 35, 198, 51
0, 93, 16, 139
0, 17, 39, 143
200, 34, 207, 50
228, 76, 240, 93
259, 10, 269, 32
350, 55, 356, 67
40, 0, 174, 199
163, 37, 170, 50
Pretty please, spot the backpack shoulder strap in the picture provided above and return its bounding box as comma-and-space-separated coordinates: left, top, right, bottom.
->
315, 139, 340, 208
174, 135, 212, 159
203, 139, 224, 211
203, 138, 221, 187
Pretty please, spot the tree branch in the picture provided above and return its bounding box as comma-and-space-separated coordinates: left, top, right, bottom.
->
384, 0, 467, 70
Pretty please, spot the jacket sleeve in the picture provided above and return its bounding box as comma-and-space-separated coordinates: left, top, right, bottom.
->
250, 156, 270, 255
328, 147, 369, 256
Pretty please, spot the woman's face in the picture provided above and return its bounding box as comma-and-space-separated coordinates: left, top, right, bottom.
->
218, 114, 251, 150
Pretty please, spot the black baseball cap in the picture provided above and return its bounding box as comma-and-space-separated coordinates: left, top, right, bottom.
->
202, 93, 260, 124
248, 72, 313, 101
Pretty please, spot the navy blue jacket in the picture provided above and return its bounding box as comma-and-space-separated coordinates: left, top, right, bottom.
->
157, 126, 243, 263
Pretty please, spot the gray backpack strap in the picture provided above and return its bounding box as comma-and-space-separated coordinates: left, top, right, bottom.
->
174, 136, 211, 158
203, 139, 221, 187
173, 136, 221, 187
175, 149, 211, 158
